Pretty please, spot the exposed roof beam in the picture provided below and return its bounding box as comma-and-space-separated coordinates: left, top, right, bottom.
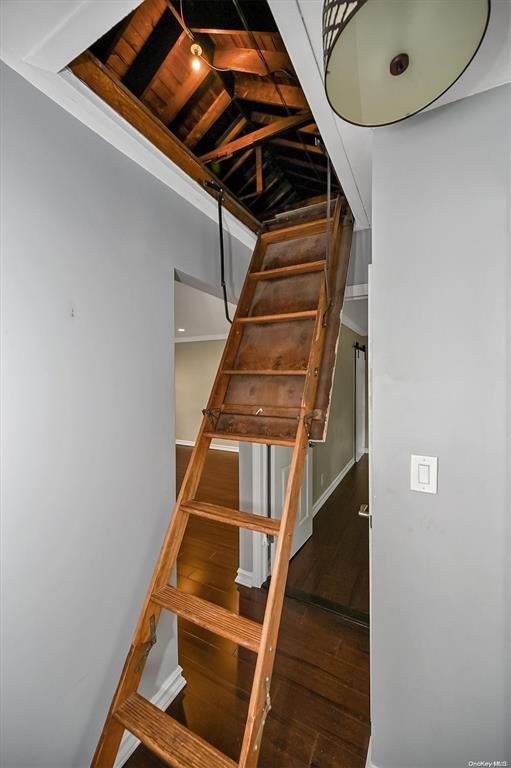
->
213, 48, 290, 76
216, 116, 248, 148
234, 75, 308, 110
200, 111, 311, 162
281, 155, 327, 174
298, 122, 320, 136
255, 146, 263, 193
271, 137, 323, 155
184, 90, 232, 148
222, 148, 254, 182
69, 52, 259, 233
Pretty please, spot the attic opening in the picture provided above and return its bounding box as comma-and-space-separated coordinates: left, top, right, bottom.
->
69, 0, 342, 230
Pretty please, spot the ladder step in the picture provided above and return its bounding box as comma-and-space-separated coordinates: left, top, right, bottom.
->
220, 403, 301, 419
182, 500, 281, 536
152, 585, 262, 652
204, 430, 296, 447
114, 693, 237, 768
249, 259, 325, 281
222, 369, 307, 376
236, 310, 317, 324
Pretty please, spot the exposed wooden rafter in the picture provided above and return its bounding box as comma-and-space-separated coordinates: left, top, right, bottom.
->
271, 137, 323, 155
234, 74, 308, 110
255, 146, 263, 193
213, 48, 291, 76
184, 91, 232, 148
200, 111, 311, 162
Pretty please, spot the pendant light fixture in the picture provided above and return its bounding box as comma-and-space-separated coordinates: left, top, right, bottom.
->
322, 0, 491, 127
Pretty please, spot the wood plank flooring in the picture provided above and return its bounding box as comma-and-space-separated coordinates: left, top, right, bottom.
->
286, 457, 369, 618
125, 446, 370, 768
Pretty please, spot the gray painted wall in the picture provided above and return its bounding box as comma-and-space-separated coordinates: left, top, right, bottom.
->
0, 62, 251, 768
371, 84, 510, 767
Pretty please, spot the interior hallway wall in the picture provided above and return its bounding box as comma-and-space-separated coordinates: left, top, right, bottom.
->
313, 324, 367, 505
371, 83, 510, 767
175, 339, 234, 450
0, 62, 251, 768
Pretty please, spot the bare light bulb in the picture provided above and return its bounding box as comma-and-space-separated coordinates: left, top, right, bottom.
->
190, 43, 203, 73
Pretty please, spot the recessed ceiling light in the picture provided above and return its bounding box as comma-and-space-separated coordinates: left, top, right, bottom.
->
178, 328, 185, 333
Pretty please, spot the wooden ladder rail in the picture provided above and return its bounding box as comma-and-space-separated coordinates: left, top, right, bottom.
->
239, 197, 343, 767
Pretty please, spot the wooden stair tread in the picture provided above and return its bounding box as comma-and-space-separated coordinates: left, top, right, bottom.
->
221, 369, 307, 376
236, 310, 317, 324
152, 585, 262, 652
220, 403, 302, 419
249, 259, 325, 281
114, 693, 237, 768
204, 430, 296, 447
182, 500, 281, 535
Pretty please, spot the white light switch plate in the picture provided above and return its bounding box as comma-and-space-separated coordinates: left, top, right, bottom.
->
410, 455, 438, 494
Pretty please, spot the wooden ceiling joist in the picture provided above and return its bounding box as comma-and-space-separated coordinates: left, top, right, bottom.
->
217, 116, 248, 148
282, 155, 328, 174
69, 52, 259, 232
255, 146, 263, 193
200, 111, 311, 162
213, 48, 290, 76
234, 74, 308, 110
271, 137, 323, 155
184, 90, 232, 148
222, 148, 254, 182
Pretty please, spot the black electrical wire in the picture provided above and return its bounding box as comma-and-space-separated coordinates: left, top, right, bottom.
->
204, 180, 232, 324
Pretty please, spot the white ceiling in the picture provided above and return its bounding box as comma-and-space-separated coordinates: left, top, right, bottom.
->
268, 0, 511, 230
174, 281, 236, 342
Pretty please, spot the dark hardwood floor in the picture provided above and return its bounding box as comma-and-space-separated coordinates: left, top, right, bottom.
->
286, 456, 369, 618
126, 446, 370, 768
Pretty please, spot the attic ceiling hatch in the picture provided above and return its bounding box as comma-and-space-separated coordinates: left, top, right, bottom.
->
69, 0, 342, 232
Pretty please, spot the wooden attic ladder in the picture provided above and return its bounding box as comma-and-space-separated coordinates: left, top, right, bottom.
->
91, 197, 353, 768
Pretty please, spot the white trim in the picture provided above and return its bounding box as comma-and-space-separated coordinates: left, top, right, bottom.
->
312, 457, 355, 516
176, 439, 239, 454
175, 334, 228, 344
341, 315, 367, 337
235, 567, 254, 588
114, 665, 186, 768
345, 283, 369, 300
365, 738, 378, 768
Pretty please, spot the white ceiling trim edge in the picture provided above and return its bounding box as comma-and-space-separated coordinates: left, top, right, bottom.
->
341, 314, 367, 338
175, 334, 228, 344
268, 0, 371, 230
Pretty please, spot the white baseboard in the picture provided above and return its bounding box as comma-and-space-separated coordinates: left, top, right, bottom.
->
114, 665, 186, 768
176, 439, 239, 454
235, 567, 254, 588
312, 457, 355, 516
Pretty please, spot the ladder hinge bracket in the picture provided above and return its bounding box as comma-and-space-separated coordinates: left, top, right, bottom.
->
135, 614, 157, 672
202, 407, 221, 429
253, 676, 272, 753
303, 410, 322, 439
266, 534, 275, 545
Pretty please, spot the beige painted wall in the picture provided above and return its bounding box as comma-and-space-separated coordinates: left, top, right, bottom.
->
175, 339, 234, 448
313, 324, 368, 504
